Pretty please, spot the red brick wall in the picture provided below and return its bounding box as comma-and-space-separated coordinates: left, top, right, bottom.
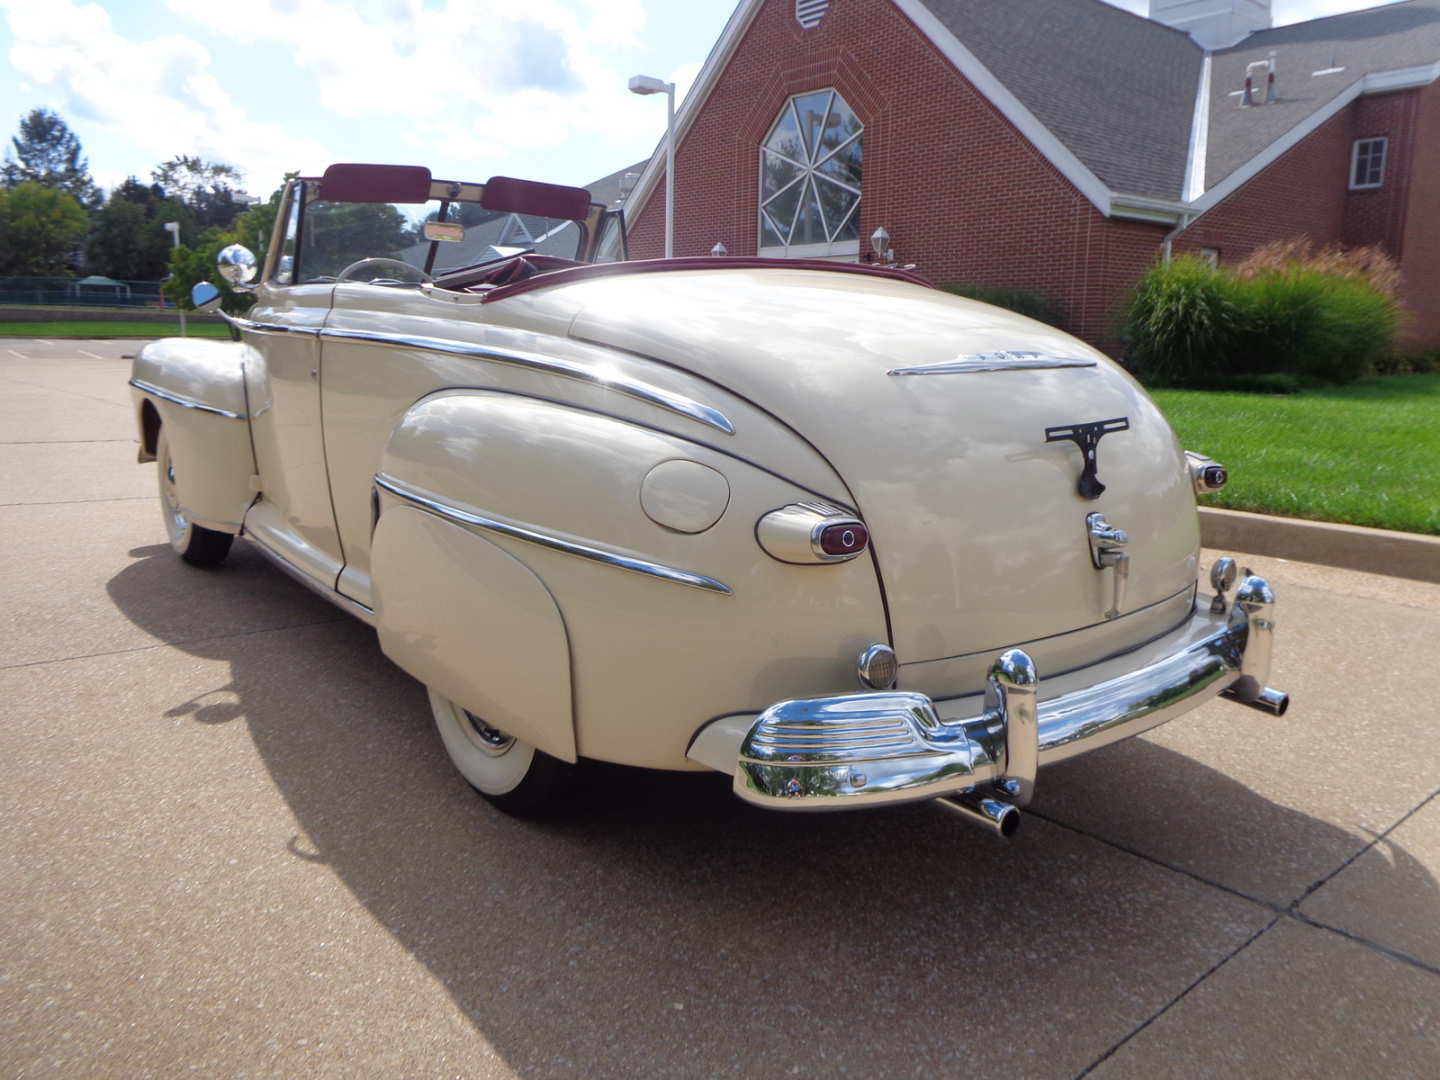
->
625, 0, 1162, 351
1343, 89, 1419, 255
1173, 109, 1352, 265
1400, 80, 1440, 346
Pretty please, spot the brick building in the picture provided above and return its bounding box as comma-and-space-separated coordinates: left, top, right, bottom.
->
622, 0, 1440, 351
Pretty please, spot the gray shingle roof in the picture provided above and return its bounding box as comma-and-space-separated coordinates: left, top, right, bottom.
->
1206, 0, 1440, 187
921, 0, 1203, 199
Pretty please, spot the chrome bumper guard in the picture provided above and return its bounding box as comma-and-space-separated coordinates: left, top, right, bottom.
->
697, 575, 1285, 814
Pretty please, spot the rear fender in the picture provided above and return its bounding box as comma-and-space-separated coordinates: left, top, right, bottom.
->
371, 390, 890, 771
131, 339, 255, 533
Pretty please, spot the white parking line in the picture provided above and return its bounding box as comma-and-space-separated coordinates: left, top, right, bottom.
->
33, 339, 52, 345
7, 349, 29, 359
77, 350, 102, 360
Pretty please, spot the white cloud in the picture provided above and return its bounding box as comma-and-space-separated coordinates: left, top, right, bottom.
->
162, 0, 664, 155
1, 0, 336, 189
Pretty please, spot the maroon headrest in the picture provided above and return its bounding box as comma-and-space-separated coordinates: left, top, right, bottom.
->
318, 164, 432, 203
481, 175, 592, 221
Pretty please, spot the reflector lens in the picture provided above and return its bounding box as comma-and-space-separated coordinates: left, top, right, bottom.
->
1201, 465, 1228, 490
819, 522, 868, 556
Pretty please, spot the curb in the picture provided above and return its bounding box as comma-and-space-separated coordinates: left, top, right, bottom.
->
1199, 506, 1440, 584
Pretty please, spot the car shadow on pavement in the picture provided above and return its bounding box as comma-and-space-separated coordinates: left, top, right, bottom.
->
107, 543, 1440, 1078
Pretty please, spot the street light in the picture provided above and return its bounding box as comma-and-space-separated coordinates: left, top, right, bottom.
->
163, 221, 187, 337
629, 73, 676, 259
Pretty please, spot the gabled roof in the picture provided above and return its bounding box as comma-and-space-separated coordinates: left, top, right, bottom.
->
1206, 0, 1440, 188
585, 160, 649, 209
922, 0, 1202, 200
623, 0, 1440, 227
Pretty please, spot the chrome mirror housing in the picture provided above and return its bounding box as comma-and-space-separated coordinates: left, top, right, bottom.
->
191, 281, 222, 313
216, 243, 257, 285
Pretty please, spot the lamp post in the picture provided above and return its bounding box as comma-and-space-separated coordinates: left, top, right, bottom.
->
163, 221, 186, 337
628, 74, 676, 259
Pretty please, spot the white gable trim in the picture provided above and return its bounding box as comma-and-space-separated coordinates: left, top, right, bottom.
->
1192, 60, 1440, 214
624, 0, 763, 225
889, 0, 1114, 215
1184, 55, 1212, 202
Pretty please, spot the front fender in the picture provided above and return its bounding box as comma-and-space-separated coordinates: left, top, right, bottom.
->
131, 339, 255, 533
371, 390, 890, 770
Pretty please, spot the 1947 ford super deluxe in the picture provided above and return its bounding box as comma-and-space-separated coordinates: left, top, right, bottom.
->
129, 163, 1288, 834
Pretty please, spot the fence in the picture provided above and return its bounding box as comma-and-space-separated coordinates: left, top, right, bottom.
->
0, 276, 168, 309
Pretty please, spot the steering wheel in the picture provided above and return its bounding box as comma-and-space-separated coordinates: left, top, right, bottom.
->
336, 257, 434, 284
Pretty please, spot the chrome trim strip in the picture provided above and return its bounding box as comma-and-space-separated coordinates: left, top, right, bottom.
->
373, 472, 732, 595
243, 535, 377, 626
129, 378, 246, 420
888, 353, 1097, 376
230, 317, 322, 337
319, 327, 735, 435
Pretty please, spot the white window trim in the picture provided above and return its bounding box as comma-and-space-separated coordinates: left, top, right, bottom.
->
1349, 136, 1388, 190
757, 239, 861, 261
758, 90, 862, 258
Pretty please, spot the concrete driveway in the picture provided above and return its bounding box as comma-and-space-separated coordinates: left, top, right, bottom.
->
2, 338, 1438, 1078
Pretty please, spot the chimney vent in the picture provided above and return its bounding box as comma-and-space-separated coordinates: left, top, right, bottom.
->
1149, 0, 1271, 49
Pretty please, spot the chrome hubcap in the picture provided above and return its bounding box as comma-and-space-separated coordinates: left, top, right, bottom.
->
161, 451, 188, 535
465, 711, 515, 756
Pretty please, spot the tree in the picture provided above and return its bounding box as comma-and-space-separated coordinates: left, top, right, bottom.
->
152, 155, 247, 231
2, 109, 100, 207
162, 231, 255, 316
86, 177, 192, 279
0, 182, 89, 274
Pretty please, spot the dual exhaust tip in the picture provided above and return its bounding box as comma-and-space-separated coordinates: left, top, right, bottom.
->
937, 682, 1290, 839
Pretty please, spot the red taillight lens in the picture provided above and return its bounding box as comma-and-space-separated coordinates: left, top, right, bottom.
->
818, 522, 868, 557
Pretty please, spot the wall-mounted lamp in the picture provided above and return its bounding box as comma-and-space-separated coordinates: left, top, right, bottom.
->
711, 242, 728, 256
870, 225, 894, 266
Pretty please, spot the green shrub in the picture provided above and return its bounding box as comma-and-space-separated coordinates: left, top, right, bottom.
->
1123, 255, 1244, 385
1234, 268, 1399, 384
941, 283, 1063, 327
1125, 245, 1401, 387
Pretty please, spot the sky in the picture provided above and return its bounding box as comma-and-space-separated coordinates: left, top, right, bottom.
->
0, 0, 1415, 201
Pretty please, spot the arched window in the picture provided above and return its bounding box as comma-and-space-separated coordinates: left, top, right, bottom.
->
758, 88, 862, 260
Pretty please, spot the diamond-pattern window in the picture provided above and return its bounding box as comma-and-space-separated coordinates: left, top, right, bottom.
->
759, 89, 861, 252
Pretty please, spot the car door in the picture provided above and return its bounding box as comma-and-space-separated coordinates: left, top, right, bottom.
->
240, 183, 346, 586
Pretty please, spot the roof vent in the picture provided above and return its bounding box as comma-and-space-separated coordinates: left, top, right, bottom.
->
1149, 0, 1271, 49
1242, 56, 1277, 106
795, 0, 829, 30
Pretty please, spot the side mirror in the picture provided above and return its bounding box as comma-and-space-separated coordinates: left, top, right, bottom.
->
216, 243, 257, 285
191, 281, 222, 313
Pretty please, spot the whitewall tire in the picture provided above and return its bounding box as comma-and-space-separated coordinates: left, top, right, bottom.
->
428, 688, 573, 814
156, 428, 233, 567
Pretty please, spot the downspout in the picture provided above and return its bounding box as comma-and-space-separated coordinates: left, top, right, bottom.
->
1162, 213, 1194, 262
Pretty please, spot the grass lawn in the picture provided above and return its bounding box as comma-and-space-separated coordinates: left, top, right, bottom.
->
0, 321, 231, 339
1151, 374, 1440, 536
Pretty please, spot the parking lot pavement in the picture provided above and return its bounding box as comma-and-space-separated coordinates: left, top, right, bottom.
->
2, 340, 1437, 1078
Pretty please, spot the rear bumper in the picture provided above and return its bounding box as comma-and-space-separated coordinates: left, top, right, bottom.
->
687, 574, 1285, 811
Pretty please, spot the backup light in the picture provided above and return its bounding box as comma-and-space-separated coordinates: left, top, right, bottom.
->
857, 644, 897, 690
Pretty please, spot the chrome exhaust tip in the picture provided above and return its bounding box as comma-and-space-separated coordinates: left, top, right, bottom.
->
1222, 685, 1290, 716
938, 791, 1021, 838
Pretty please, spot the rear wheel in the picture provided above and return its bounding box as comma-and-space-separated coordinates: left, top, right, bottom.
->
428, 688, 574, 814
156, 428, 234, 567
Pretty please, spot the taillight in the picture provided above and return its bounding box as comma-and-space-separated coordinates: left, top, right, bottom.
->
819, 522, 868, 557
1185, 451, 1228, 494
756, 503, 869, 564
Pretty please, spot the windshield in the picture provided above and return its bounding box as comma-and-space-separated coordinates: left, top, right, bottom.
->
294, 191, 588, 284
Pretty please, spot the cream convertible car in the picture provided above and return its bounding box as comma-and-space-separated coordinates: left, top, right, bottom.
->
131, 164, 1287, 834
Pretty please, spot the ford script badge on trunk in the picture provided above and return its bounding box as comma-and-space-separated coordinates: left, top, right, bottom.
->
1045, 417, 1129, 499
